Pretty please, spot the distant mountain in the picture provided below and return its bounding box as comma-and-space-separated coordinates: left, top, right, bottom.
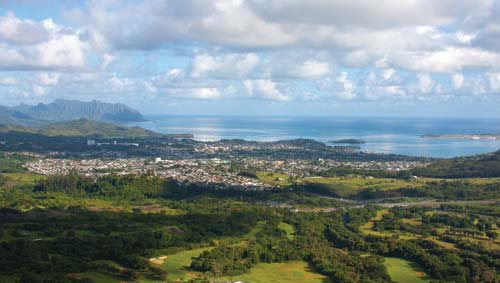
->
0, 105, 36, 126
12, 99, 146, 123
2, 99, 145, 125
0, 118, 190, 138
37, 119, 162, 137
0, 100, 194, 139
412, 150, 500, 178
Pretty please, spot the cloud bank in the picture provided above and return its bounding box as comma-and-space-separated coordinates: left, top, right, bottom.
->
0, 0, 500, 116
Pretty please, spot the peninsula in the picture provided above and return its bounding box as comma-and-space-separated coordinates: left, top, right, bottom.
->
421, 134, 500, 140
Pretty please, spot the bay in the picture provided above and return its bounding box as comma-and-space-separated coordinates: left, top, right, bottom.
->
132, 116, 500, 158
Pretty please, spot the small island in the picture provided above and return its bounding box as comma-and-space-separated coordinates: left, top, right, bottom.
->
331, 138, 366, 144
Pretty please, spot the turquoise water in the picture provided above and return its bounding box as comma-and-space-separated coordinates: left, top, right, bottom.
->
133, 116, 500, 158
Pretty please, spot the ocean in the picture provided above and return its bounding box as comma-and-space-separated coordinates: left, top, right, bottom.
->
132, 116, 500, 158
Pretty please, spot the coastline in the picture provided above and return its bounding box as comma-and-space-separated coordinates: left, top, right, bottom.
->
422, 134, 500, 140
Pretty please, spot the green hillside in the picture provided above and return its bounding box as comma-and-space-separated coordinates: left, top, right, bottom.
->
0, 119, 176, 138
412, 150, 500, 178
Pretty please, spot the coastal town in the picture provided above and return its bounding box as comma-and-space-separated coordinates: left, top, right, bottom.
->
2, 130, 428, 191
24, 154, 425, 190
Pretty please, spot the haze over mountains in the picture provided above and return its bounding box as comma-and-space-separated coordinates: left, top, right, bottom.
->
0, 118, 172, 138
0, 99, 145, 126
0, 99, 174, 138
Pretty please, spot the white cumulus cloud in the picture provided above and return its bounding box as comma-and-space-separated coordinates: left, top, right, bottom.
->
191, 53, 259, 79
32, 84, 46, 96
487, 72, 500, 92
292, 59, 331, 79
452, 73, 465, 89
36, 72, 59, 86
417, 73, 435, 93
243, 79, 290, 101
0, 13, 89, 70
0, 12, 49, 44
335, 72, 356, 100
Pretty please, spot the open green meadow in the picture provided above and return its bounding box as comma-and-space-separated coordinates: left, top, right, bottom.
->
302, 176, 419, 190
80, 256, 332, 283
256, 172, 428, 197
384, 257, 429, 283
220, 261, 331, 283
257, 171, 293, 186
154, 247, 213, 282
143, 221, 300, 283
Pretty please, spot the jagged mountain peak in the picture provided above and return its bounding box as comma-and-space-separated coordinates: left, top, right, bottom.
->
5, 99, 146, 125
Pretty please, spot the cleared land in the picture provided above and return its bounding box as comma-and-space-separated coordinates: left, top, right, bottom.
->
384, 257, 429, 283
157, 247, 213, 282
257, 171, 292, 186
220, 261, 331, 283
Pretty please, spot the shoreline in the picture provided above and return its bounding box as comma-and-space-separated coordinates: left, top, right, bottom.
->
422, 134, 500, 140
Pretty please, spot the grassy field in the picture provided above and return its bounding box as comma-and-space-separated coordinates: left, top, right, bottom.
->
423, 237, 457, 250
218, 220, 266, 247
257, 171, 292, 186
0, 172, 46, 186
154, 247, 213, 282
303, 176, 421, 188
384, 257, 429, 283
220, 261, 331, 283
147, 221, 299, 282
360, 209, 389, 236
360, 210, 459, 249
299, 176, 422, 197
78, 260, 333, 283
76, 222, 278, 283
297, 176, 500, 197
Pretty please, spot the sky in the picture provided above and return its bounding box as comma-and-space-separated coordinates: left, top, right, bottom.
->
0, 0, 500, 117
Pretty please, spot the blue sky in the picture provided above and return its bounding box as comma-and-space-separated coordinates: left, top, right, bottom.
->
1, 0, 500, 117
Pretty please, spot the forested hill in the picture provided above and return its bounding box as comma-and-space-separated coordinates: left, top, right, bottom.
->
1, 99, 145, 125
317, 149, 500, 179
0, 105, 34, 126
0, 118, 178, 138
412, 150, 500, 178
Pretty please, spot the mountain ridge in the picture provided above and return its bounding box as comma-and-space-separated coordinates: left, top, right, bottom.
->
1, 99, 145, 125
0, 118, 193, 138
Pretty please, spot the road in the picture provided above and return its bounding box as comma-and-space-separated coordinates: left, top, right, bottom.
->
318, 198, 500, 212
